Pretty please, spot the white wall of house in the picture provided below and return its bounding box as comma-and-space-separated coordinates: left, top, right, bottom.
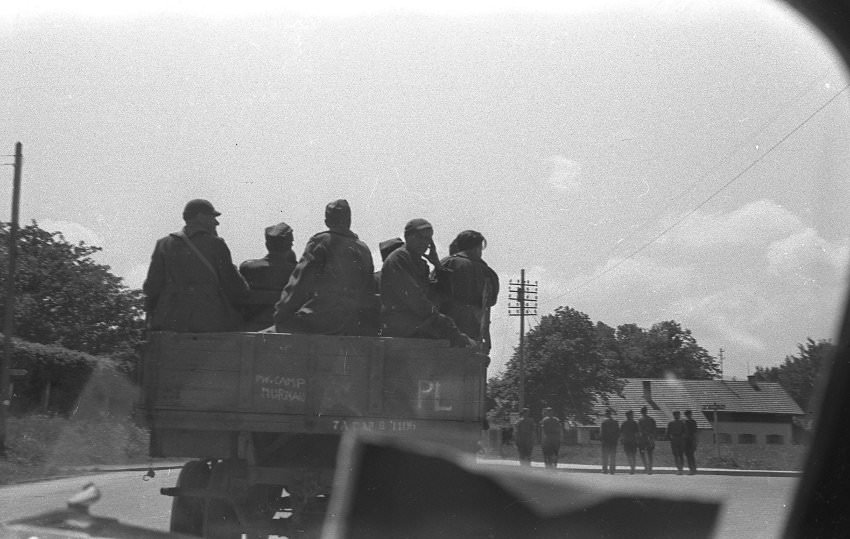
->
576, 421, 793, 446
714, 420, 793, 446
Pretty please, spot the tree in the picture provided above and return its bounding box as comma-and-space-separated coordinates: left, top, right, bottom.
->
755, 338, 833, 412
490, 306, 623, 421
0, 222, 145, 356
609, 321, 718, 379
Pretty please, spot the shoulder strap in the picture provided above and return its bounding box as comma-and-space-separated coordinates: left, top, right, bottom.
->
175, 230, 220, 285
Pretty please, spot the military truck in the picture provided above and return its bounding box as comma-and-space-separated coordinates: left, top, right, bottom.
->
140, 330, 487, 538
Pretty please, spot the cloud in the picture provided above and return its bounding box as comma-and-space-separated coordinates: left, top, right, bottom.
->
546, 155, 583, 190
767, 228, 849, 281
125, 263, 150, 290
560, 198, 848, 378
659, 199, 803, 250
36, 219, 105, 248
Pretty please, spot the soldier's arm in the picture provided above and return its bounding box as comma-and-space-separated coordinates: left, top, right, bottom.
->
142, 240, 166, 314
216, 239, 250, 302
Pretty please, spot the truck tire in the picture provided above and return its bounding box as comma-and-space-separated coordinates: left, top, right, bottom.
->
203, 498, 241, 539
203, 459, 244, 539
170, 460, 211, 536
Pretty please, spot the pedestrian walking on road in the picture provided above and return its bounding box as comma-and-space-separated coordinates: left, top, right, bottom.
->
515, 408, 536, 467
638, 406, 657, 474
540, 407, 562, 469
667, 410, 686, 475
620, 410, 640, 474
600, 409, 619, 474
684, 409, 699, 475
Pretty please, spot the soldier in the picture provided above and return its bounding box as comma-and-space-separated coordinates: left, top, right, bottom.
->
667, 410, 687, 475
599, 409, 620, 474
380, 218, 475, 347
620, 410, 640, 474
239, 222, 297, 331
374, 237, 404, 290
637, 406, 656, 474
515, 408, 536, 467
143, 199, 248, 332
274, 199, 376, 336
435, 230, 500, 354
540, 407, 562, 469
683, 409, 699, 475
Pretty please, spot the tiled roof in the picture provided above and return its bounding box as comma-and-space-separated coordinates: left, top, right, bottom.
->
590, 378, 803, 428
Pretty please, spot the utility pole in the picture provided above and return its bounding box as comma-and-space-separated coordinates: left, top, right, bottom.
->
508, 269, 537, 412
1, 142, 22, 458
702, 402, 725, 458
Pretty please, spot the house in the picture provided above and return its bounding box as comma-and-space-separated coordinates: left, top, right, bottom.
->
577, 376, 804, 446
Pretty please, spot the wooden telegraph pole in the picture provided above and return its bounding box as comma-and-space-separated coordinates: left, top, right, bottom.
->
508, 269, 537, 412
1, 142, 22, 458
703, 402, 726, 459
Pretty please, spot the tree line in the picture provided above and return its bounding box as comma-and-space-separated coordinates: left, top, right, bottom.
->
0, 222, 144, 415
487, 305, 831, 422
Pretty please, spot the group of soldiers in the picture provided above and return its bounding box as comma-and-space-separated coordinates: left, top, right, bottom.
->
142, 198, 499, 352
599, 407, 698, 475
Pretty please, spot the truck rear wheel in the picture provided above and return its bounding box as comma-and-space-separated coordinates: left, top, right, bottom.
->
170, 460, 212, 536
202, 459, 245, 539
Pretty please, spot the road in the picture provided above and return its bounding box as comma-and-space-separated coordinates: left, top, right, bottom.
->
0, 467, 797, 538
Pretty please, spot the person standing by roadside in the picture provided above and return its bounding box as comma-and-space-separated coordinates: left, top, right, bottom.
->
666, 410, 687, 475
599, 409, 620, 474
620, 410, 640, 474
637, 406, 657, 474
683, 409, 699, 475
540, 407, 562, 469
515, 408, 536, 467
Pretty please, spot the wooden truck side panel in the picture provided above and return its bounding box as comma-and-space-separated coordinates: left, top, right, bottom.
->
143, 331, 485, 456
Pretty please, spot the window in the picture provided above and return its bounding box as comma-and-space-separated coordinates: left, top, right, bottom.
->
766, 434, 785, 445
738, 434, 757, 445
716, 433, 733, 445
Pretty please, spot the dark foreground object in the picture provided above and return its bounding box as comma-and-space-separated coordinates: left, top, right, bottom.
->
326, 433, 721, 539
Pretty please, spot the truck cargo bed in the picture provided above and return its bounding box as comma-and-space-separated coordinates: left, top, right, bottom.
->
142, 331, 487, 458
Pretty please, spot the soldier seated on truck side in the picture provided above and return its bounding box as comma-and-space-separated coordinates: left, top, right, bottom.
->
274, 199, 378, 336
143, 199, 248, 332
379, 218, 476, 348
239, 222, 297, 331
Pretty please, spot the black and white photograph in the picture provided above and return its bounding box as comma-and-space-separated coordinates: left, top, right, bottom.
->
2, 1, 850, 537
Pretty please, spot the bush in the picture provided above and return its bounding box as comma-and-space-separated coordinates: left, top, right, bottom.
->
0, 415, 150, 485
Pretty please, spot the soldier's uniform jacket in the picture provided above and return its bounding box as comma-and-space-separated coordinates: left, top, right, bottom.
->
638, 415, 657, 449
540, 415, 563, 443
380, 245, 444, 337
143, 224, 249, 332
666, 418, 686, 439
515, 417, 536, 448
239, 250, 297, 330
274, 228, 375, 336
435, 253, 499, 342
600, 417, 620, 445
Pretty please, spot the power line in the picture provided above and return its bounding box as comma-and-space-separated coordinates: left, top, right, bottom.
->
545, 82, 850, 304
596, 71, 837, 265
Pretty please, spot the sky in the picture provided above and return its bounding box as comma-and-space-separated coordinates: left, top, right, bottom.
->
2, 0, 850, 380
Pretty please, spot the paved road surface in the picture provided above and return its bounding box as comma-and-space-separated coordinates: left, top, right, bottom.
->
0, 468, 179, 531
0, 467, 797, 538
